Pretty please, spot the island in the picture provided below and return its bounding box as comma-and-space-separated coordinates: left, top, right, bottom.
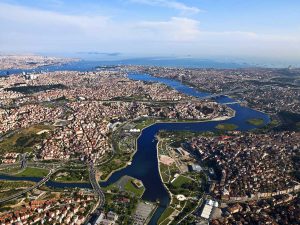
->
215, 123, 238, 131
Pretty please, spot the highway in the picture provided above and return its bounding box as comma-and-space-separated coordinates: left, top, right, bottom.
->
85, 162, 106, 225
0, 169, 56, 204
88, 162, 105, 208
20, 153, 27, 169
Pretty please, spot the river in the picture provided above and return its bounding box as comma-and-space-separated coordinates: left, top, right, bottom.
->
100, 73, 270, 224
0, 65, 270, 225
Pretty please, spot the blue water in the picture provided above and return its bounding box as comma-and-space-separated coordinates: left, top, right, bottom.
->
0, 174, 91, 189
0, 58, 250, 76
99, 73, 269, 224
0, 63, 269, 224
0, 61, 102, 76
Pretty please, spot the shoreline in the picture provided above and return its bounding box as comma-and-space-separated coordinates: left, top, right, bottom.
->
98, 112, 235, 183
156, 138, 174, 225
98, 127, 141, 182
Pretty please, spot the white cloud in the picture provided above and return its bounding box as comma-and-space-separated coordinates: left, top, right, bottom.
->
0, 2, 109, 36
129, 0, 203, 14
0, 1, 299, 61
135, 17, 201, 41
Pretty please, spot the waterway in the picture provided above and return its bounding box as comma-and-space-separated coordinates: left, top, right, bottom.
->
0, 65, 270, 224
0, 58, 249, 76
100, 73, 270, 224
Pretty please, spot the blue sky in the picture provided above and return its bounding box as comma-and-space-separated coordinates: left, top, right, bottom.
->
0, 0, 299, 64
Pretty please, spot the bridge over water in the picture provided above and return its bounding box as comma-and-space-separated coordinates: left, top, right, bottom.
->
0, 169, 57, 204
200, 88, 248, 100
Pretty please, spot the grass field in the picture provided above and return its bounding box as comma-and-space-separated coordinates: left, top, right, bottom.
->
0, 124, 53, 154
15, 167, 49, 177
101, 183, 118, 192
102, 176, 145, 198
98, 152, 131, 180
270, 119, 280, 126
159, 163, 170, 183
171, 200, 197, 224
134, 118, 157, 130
216, 123, 238, 131
158, 207, 175, 225
247, 118, 264, 126
124, 178, 145, 198
53, 169, 89, 182
161, 219, 172, 225
172, 175, 192, 188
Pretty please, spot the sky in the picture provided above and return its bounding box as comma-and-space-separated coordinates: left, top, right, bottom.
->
0, 0, 300, 64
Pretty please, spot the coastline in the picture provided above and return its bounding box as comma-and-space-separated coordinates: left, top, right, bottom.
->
156, 138, 173, 225
148, 74, 269, 122
98, 113, 235, 183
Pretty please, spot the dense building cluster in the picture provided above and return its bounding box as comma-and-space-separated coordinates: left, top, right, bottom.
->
0, 193, 95, 225
0, 71, 188, 107
0, 55, 75, 70
0, 104, 63, 135
0, 70, 232, 162
40, 100, 230, 162
211, 194, 300, 225
2, 63, 299, 225
189, 132, 300, 200
236, 86, 300, 114
139, 66, 300, 114
29, 72, 186, 102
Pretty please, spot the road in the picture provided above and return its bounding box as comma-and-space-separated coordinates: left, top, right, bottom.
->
20, 153, 27, 169
88, 162, 105, 207
0, 162, 64, 175
84, 162, 106, 225
0, 169, 56, 204
199, 88, 250, 100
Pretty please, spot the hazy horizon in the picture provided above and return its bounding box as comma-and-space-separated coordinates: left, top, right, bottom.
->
1, 0, 300, 66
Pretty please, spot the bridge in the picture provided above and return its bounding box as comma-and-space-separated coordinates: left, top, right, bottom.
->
200, 88, 248, 100
222, 101, 240, 105
0, 169, 56, 204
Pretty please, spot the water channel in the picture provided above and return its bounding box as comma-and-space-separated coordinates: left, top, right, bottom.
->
0, 67, 270, 224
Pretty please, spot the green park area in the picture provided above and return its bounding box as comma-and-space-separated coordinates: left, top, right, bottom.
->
98, 123, 137, 181
134, 118, 157, 130
160, 163, 173, 183
170, 200, 198, 225
168, 175, 197, 197
270, 119, 280, 126
0, 125, 53, 154
98, 153, 131, 180
103, 176, 145, 198
172, 175, 193, 188
247, 118, 264, 126
124, 178, 145, 198
52, 169, 89, 183
158, 207, 175, 225
15, 167, 49, 178
216, 123, 238, 131
103, 192, 139, 224
4, 84, 66, 94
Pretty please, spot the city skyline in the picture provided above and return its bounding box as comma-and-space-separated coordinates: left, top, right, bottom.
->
0, 0, 300, 65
